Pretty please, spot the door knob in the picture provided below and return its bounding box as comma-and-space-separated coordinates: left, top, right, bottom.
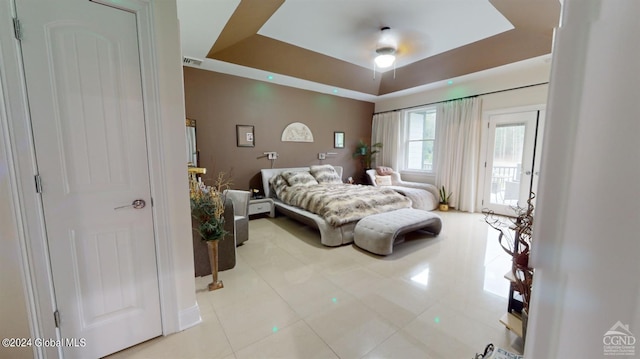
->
114, 199, 146, 210
524, 170, 532, 175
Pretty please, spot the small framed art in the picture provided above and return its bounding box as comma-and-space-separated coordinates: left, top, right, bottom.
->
334, 131, 345, 148
236, 125, 255, 147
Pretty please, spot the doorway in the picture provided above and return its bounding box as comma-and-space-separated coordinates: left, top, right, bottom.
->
480, 107, 544, 216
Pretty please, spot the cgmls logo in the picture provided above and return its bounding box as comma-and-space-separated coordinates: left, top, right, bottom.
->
604, 321, 636, 356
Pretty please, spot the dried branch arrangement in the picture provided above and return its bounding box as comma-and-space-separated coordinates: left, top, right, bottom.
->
485, 192, 535, 312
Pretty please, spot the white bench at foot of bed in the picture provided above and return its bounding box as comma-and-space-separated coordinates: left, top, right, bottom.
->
354, 208, 442, 255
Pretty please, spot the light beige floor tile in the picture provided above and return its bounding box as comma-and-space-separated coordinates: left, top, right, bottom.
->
106, 315, 232, 359
362, 330, 435, 359
250, 255, 318, 291
273, 273, 355, 318
403, 302, 514, 358
111, 212, 522, 359
305, 299, 398, 359
357, 278, 440, 328
235, 320, 338, 359
324, 266, 387, 298
202, 259, 274, 310
237, 240, 293, 268
214, 288, 300, 351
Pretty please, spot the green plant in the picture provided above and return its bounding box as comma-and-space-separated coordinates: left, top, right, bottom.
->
439, 186, 452, 204
189, 172, 232, 241
352, 140, 383, 169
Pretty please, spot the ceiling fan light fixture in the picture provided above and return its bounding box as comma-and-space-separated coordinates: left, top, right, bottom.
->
374, 27, 397, 69
375, 47, 396, 68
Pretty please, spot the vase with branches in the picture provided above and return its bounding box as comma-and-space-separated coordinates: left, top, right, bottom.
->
485, 192, 535, 342
190, 172, 231, 290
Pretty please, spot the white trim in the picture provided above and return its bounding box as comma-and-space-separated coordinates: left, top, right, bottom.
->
0, 2, 60, 357
178, 303, 202, 331
0, 27, 43, 359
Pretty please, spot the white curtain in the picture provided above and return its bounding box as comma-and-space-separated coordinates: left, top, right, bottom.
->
434, 97, 482, 212
371, 111, 404, 169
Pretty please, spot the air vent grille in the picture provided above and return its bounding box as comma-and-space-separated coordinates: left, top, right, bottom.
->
183, 57, 203, 66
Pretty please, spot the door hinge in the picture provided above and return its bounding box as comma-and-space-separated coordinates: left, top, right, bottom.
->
481, 199, 484, 206
54, 310, 60, 328
484, 162, 487, 168
35, 175, 42, 193
13, 18, 22, 41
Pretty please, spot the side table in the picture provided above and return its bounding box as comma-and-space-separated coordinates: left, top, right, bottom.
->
248, 198, 275, 218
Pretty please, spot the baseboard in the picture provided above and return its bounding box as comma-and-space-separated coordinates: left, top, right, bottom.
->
178, 303, 202, 331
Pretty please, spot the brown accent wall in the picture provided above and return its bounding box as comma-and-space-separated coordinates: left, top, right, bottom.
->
183, 67, 375, 192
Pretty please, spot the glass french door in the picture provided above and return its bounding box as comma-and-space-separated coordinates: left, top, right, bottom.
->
482, 109, 542, 216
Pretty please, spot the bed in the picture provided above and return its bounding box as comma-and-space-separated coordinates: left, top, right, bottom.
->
260, 165, 412, 246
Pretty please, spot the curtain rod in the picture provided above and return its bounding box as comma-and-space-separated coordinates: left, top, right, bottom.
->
373, 81, 549, 115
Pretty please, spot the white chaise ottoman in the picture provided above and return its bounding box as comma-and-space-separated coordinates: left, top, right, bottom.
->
354, 208, 442, 255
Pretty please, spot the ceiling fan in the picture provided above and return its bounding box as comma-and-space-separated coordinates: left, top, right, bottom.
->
374, 26, 397, 69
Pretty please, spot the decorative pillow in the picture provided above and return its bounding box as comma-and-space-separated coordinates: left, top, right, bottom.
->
375, 175, 393, 186
376, 166, 394, 176
309, 165, 342, 184
269, 174, 289, 198
281, 170, 319, 187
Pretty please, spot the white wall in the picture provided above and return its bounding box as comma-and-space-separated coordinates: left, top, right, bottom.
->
527, 0, 640, 357
374, 56, 551, 114
481, 84, 549, 112
151, 0, 200, 330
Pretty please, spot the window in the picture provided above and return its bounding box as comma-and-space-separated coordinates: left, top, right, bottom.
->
405, 107, 436, 171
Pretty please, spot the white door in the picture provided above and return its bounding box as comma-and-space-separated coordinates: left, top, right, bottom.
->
16, 0, 162, 357
481, 110, 540, 216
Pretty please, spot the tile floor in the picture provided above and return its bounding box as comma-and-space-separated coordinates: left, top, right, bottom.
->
108, 211, 523, 359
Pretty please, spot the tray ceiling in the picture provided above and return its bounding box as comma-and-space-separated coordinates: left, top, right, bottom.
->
177, 0, 560, 100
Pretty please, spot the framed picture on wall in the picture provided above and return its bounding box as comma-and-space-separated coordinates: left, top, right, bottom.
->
236, 125, 255, 147
334, 131, 345, 148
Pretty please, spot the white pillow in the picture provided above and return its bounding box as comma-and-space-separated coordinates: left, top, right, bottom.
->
375, 175, 392, 186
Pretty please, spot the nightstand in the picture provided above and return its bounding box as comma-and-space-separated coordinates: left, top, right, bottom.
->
248, 198, 275, 218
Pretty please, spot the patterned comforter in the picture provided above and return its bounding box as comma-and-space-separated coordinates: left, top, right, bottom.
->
274, 182, 411, 227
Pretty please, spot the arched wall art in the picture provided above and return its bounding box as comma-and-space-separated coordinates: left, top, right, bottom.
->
281, 122, 314, 142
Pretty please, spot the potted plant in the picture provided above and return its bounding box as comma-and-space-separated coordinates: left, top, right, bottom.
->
438, 185, 452, 211
352, 140, 383, 169
190, 173, 231, 291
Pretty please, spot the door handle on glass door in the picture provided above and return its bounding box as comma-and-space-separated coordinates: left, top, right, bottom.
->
114, 199, 146, 210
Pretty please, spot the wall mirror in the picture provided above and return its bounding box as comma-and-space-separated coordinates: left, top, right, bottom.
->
186, 119, 197, 166
334, 131, 345, 148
